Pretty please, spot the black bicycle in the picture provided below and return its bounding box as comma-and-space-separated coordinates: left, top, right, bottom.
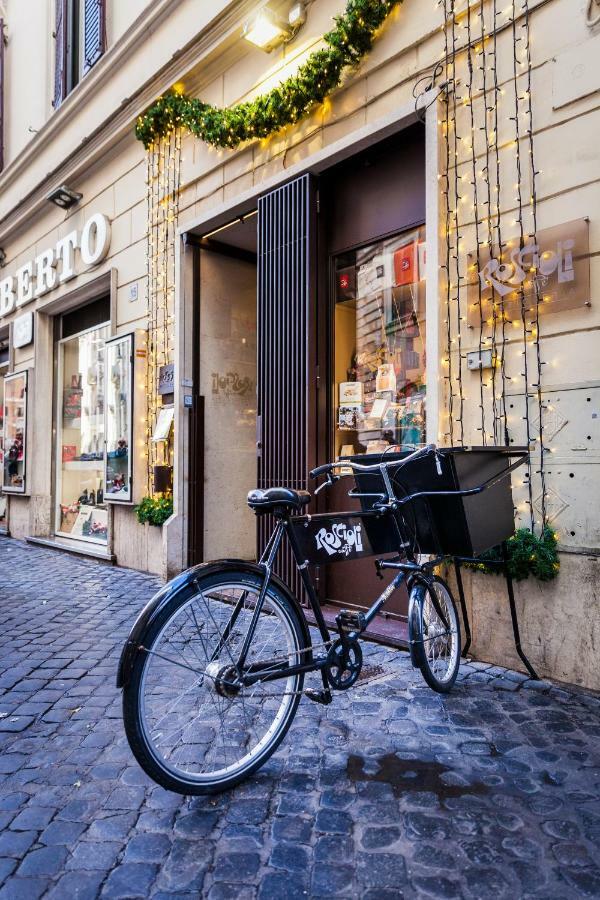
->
117, 443, 526, 794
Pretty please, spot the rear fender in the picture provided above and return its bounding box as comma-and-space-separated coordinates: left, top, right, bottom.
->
116, 559, 311, 688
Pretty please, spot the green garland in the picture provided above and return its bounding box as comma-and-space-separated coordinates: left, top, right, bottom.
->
135, 495, 174, 527
136, 0, 401, 149
465, 527, 560, 582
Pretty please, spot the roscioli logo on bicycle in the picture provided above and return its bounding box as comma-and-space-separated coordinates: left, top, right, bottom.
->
314, 522, 363, 557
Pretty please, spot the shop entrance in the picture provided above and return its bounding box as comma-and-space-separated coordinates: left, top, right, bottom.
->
194, 216, 258, 563
55, 298, 111, 546
319, 124, 426, 643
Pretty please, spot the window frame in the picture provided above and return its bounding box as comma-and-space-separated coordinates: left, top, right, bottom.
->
2, 370, 28, 495
103, 332, 134, 505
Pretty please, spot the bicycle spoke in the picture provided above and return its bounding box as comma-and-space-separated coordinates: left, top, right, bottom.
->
138, 579, 300, 784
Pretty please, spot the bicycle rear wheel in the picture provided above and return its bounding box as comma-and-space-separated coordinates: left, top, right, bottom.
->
123, 569, 306, 794
409, 576, 461, 693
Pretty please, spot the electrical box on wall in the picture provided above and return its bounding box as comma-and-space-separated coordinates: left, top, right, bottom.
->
467, 349, 494, 370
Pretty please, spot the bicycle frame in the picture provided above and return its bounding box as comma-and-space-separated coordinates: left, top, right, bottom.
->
226, 513, 435, 689
226, 444, 528, 688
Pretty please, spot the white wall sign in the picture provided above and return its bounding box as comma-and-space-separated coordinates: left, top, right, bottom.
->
0, 213, 111, 320
12, 311, 34, 349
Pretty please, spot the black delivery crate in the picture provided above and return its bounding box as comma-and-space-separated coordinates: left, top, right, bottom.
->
348, 446, 526, 558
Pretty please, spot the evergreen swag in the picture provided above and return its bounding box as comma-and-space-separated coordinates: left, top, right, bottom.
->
135, 495, 174, 527
136, 0, 402, 149
465, 527, 560, 582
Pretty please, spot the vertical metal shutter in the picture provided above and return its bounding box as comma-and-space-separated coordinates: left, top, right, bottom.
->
53, 0, 67, 108
83, 0, 105, 72
257, 174, 318, 601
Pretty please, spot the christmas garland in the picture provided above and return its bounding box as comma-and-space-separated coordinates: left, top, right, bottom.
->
465, 527, 560, 582
136, 0, 401, 149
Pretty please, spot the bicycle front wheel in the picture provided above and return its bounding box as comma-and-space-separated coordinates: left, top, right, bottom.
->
123, 569, 306, 794
409, 576, 461, 693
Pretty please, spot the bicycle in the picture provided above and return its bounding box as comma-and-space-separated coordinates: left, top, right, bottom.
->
117, 443, 526, 794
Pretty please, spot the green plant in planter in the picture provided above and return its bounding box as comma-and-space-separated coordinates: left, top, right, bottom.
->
135, 0, 402, 149
135, 495, 173, 527
465, 527, 560, 582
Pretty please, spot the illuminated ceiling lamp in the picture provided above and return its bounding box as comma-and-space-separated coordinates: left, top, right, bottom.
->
243, 2, 306, 52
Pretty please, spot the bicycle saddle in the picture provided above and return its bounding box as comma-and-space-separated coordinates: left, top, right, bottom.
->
247, 487, 311, 514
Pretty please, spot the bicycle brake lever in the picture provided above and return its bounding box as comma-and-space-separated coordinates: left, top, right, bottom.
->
314, 473, 340, 495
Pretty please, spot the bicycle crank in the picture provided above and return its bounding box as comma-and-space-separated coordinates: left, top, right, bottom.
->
325, 638, 363, 690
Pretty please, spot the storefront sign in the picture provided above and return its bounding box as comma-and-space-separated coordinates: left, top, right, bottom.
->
467, 218, 590, 328
12, 312, 34, 349
0, 213, 111, 320
158, 364, 175, 395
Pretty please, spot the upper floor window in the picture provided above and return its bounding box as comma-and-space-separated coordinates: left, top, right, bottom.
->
53, 0, 106, 109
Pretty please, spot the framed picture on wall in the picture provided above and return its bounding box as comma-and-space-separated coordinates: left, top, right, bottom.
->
2, 371, 28, 494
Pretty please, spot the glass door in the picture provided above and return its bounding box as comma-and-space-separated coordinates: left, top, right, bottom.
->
325, 225, 427, 627
56, 323, 110, 544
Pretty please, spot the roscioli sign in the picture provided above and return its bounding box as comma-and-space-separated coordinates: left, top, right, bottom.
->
0, 213, 111, 320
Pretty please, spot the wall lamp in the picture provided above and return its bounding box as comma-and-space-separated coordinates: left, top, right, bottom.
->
46, 185, 83, 210
243, 2, 307, 52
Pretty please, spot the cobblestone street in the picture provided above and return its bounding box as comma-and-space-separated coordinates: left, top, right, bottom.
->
0, 537, 599, 899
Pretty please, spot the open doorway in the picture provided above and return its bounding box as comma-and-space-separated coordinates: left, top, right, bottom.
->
195, 214, 258, 562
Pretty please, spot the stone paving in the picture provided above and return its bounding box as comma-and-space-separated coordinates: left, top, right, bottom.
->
0, 536, 599, 899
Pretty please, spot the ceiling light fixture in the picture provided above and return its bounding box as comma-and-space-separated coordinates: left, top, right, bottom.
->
46, 185, 83, 210
243, 6, 294, 52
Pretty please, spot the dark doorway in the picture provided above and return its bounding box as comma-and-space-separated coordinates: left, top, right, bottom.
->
317, 123, 427, 644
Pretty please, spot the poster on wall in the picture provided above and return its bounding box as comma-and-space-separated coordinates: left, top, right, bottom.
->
2, 371, 27, 494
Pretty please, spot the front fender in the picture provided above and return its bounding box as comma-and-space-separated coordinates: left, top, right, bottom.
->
116, 559, 311, 688
407, 579, 426, 669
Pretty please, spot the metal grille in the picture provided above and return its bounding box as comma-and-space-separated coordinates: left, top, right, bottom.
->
257, 174, 317, 602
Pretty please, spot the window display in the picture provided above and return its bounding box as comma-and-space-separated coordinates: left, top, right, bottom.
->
2, 371, 27, 493
333, 226, 426, 460
104, 334, 133, 503
56, 325, 109, 544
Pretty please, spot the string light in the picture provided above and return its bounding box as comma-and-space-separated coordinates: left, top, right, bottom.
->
145, 129, 182, 494
440, 0, 547, 534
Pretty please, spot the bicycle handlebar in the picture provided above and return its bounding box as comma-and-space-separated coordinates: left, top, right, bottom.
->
309, 444, 437, 480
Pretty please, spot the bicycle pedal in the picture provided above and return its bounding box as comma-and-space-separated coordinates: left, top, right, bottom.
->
336, 609, 366, 634
304, 688, 333, 705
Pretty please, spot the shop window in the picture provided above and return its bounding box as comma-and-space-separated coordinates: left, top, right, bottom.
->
2, 371, 27, 493
53, 0, 106, 108
333, 226, 426, 460
56, 324, 109, 544
104, 334, 133, 502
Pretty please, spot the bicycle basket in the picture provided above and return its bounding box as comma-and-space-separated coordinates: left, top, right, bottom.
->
350, 446, 526, 557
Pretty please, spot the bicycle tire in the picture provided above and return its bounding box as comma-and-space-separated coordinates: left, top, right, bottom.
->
408, 575, 461, 694
123, 568, 306, 794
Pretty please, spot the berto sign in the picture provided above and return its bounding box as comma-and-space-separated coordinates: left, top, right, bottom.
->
0, 213, 111, 320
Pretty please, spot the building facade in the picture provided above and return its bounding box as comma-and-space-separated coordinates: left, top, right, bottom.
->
0, 0, 598, 689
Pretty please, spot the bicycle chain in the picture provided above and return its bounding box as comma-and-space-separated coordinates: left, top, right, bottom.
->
236, 640, 396, 699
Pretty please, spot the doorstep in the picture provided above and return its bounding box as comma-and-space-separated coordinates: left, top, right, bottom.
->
306, 601, 409, 648
25, 535, 116, 563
